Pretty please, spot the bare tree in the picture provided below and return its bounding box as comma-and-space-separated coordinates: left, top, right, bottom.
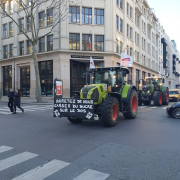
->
0, 0, 80, 102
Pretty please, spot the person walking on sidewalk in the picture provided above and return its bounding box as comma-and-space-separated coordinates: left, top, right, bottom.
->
13, 89, 24, 114
8, 89, 14, 113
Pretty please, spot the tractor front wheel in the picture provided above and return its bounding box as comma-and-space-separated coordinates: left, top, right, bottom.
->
123, 90, 138, 119
153, 91, 163, 106
101, 97, 119, 127
68, 117, 82, 124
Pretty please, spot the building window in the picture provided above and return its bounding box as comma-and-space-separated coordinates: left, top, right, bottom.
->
82, 7, 92, 24
69, 33, 80, 50
9, 44, 13, 57
3, 24, 7, 38
116, 15, 119, 30
130, 47, 133, 56
137, 52, 139, 62
130, 27, 132, 40
27, 16, 31, 31
19, 18, 24, 33
27, 40, 31, 54
82, 34, 92, 51
127, 24, 129, 37
120, 0, 123, 9
127, 46, 129, 55
120, 42, 123, 53
127, 3, 129, 15
135, 13, 139, 27
39, 11, 45, 28
3, 3, 7, 15
20, 67, 30, 97
116, 39, 120, 53
69, 6, 80, 23
130, 7, 132, 19
3, 46, 8, 59
94, 35, 104, 51
142, 71, 146, 85
19, 41, 24, 55
9, 22, 13, 37
94, 9, 104, 25
39, 60, 53, 96
9, 1, 13, 13
47, 9, 53, 25
39, 37, 45, 52
116, 0, 119, 6
120, 19, 123, 33
47, 35, 53, 51
144, 39, 146, 49
137, 33, 139, 45
3, 66, 12, 96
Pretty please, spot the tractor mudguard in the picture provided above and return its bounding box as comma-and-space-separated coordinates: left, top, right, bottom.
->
122, 85, 137, 104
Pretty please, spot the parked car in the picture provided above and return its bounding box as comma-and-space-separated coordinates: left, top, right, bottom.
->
169, 89, 180, 102
166, 102, 180, 118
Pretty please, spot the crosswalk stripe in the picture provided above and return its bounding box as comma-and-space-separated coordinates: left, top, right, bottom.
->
74, 169, 109, 180
0, 111, 11, 115
0, 152, 38, 171
162, 107, 166, 109
151, 107, 156, 108
12, 159, 70, 180
0, 146, 13, 153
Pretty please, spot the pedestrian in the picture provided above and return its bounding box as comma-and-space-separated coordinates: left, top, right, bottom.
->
13, 89, 24, 114
8, 89, 14, 113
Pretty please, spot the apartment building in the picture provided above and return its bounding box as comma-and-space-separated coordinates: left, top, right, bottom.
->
0, 0, 179, 99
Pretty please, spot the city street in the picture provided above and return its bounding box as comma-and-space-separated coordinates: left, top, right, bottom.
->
0, 102, 180, 180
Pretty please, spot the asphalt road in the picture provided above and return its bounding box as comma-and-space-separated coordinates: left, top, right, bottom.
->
0, 102, 180, 180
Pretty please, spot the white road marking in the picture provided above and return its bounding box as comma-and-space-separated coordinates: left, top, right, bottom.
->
0, 146, 13, 153
151, 107, 156, 108
162, 107, 166, 109
74, 169, 109, 180
12, 159, 70, 180
0, 111, 11, 115
0, 152, 38, 171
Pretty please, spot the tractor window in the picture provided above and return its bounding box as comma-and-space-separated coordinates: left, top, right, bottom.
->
117, 72, 124, 85
94, 70, 117, 86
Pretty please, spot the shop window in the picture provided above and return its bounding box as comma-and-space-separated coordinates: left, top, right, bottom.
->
39, 60, 53, 96
3, 66, 12, 96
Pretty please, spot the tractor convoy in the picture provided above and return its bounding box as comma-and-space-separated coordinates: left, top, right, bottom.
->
53, 67, 169, 127
138, 76, 169, 106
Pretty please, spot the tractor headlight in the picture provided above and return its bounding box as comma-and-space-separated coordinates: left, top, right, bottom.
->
147, 90, 150, 94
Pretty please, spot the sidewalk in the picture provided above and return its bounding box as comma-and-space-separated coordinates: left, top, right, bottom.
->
0, 96, 53, 105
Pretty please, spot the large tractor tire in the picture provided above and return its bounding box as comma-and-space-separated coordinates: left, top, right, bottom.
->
162, 88, 169, 105
68, 117, 82, 124
123, 90, 138, 119
143, 100, 151, 106
101, 97, 119, 127
153, 91, 163, 106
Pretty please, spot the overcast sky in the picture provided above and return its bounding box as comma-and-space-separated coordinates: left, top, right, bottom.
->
148, 0, 180, 51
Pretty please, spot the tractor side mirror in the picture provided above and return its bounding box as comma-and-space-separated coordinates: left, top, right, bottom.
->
162, 78, 165, 83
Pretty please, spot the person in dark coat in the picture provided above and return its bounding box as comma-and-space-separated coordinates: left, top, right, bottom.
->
8, 89, 14, 113
13, 89, 24, 114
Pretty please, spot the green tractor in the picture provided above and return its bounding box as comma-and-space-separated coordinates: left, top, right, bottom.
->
68, 67, 138, 127
138, 76, 169, 106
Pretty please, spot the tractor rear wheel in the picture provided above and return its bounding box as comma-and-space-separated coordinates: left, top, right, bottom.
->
68, 117, 82, 124
101, 97, 119, 127
162, 88, 169, 105
153, 91, 163, 106
143, 100, 151, 106
123, 90, 138, 119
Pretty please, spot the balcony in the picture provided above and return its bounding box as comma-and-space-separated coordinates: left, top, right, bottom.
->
135, 2, 143, 16
147, 19, 153, 29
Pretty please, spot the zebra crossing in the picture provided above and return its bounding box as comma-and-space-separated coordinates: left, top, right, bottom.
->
0, 105, 53, 115
0, 145, 110, 180
139, 106, 167, 110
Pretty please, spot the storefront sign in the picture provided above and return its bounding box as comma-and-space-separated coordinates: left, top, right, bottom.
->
71, 55, 104, 59
54, 98, 94, 120
56, 81, 62, 96
120, 53, 133, 67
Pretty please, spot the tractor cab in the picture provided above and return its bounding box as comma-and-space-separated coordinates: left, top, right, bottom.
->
91, 67, 129, 93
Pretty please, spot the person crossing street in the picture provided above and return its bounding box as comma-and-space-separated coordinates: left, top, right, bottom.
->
8, 89, 14, 113
13, 89, 24, 114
